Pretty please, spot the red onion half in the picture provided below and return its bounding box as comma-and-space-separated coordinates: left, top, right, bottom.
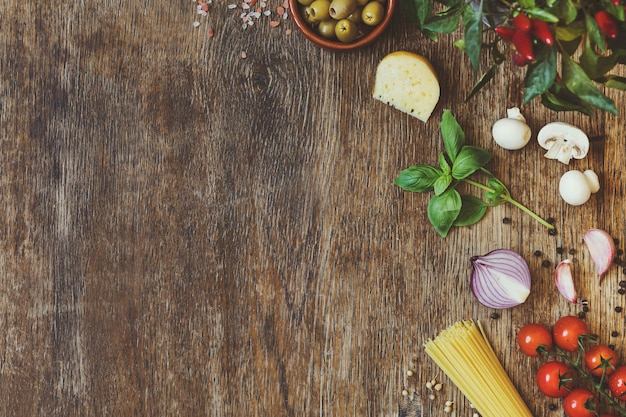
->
470, 249, 531, 309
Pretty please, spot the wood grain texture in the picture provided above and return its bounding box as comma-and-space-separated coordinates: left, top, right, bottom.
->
1, 0, 626, 416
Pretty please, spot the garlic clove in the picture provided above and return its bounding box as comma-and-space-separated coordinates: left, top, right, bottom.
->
583, 228, 616, 283
555, 259, 577, 303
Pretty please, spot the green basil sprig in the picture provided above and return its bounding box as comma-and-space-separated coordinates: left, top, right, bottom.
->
394, 110, 555, 237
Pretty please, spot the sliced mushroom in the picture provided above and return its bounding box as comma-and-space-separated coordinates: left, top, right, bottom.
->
537, 122, 590, 164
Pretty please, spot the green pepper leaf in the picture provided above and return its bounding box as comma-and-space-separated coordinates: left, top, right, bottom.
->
423, 1, 465, 34
394, 164, 443, 193
466, 64, 498, 102
451, 146, 493, 180
440, 109, 465, 162
462, 0, 483, 74
453, 195, 488, 226
525, 7, 559, 22
584, 11, 606, 54
524, 44, 557, 103
401, 0, 438, 40
547, 0, 578, 24
561, 55, 618, 114
541, 89, 594, 115
604, 75, 626, 90
580, 39, 617, 80
427, 188, 462, 237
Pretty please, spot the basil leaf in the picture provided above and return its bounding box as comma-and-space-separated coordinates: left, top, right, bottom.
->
453, 195, 487, 226
466, 64, 498, 102
462, 1, 482, 74
394, 164, 443, 193
561, 55, 618, 114
451, 146, 493, 180
427, 189, 462, 237
524, 44, 557, 103
440, 109, 465, 162
433, 174, 453, 196
438, 153, 451, 173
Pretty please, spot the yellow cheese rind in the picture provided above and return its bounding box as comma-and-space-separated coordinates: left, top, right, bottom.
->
373, 51, 440, 122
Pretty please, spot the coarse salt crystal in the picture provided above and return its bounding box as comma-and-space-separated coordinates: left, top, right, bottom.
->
228, 3, 237, 8
193, 21, 201, 27
242, 2, 250, 8
270, 20, 280, 27
241, 51, 247, 58
282, 12, 288, 19
277, 6, 285, 14
263, 10, 271, 15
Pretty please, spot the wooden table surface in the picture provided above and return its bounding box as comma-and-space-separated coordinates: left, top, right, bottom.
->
2, 1, 626, 416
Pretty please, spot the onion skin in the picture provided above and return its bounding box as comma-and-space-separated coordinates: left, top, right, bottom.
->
470, 249, 531, 309
583, 228, 616, 284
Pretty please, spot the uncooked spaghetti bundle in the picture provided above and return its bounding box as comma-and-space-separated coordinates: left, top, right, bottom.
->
424, 320, 533, 417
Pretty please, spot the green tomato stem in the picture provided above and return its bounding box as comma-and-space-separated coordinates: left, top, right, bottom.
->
463, 178, 556, 230
551, 347, 626, 416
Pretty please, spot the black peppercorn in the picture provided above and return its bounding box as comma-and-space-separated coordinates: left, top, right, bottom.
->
549, 404, 557, 411
583, 305, 589, 313
610, 344, 616, 350
548, 228, 557, 236
534, 250, 542, 257
616, 306, 623, 313
612, 331, 619, 337
578, 311, 586, 319
556, 247, 564, 254
542, 260, 551, 268
502, 217, 511, 224
490, 312, 500, 319
568, 248, 575, 255
619, 288, 625, 295
620, 280, 626, 288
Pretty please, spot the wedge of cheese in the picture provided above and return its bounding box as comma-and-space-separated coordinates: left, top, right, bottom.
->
373, 51, 440, 123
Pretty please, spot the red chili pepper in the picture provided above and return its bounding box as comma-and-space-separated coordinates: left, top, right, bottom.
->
512, 31, 535, 62
530, 18, 554, 45
512, 52, 529, 67
613, 0, 620, 5
495, 26, 516, 42
513, 13, 532, 32
595, 10, 619, 39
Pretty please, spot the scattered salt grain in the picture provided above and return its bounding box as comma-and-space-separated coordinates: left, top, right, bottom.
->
241, 51, 247, 58
193, 21, 201, 27
269, 20, 280, 27
228, 3, 238, 8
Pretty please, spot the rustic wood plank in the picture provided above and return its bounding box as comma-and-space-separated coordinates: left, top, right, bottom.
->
1, 0, 626, 416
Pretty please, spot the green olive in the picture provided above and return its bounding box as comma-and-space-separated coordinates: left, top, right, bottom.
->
309, 0, 331, 21
328, 0, 357, 20
300, 5, 318, 25
361, 1, 384, 26
317, 19, 337, 39
334, 18, 358, 42
297, 0, 314, 6
346, 7, 363, 23
356, 0, 369, 6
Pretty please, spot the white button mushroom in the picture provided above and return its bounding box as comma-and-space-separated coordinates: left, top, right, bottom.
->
537, 122, 589, 164
559, 169, 600, 205
491, 107, 531, 150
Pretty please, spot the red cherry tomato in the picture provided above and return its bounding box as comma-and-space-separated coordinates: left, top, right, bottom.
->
517, 323, 553, 356
553, 316, 589, 352
563, 388, 595, 417
585, 345, 618, 377
536, 361, 574, 398
609, 366, 626, 400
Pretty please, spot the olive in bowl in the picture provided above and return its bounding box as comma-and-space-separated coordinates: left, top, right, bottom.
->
289, 0, 396, 50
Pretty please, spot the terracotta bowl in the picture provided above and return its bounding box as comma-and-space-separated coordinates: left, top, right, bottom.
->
289, 0, 396, 51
